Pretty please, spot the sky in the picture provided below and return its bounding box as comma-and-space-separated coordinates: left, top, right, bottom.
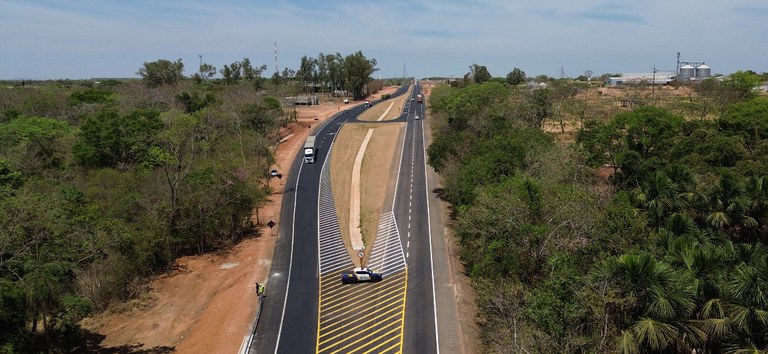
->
1, 0, 767, 80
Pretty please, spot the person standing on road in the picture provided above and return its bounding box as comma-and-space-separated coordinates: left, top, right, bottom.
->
257, 283, 265, 296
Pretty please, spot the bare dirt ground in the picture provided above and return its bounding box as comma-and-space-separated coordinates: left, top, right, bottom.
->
329, 87, 409, 263
82, 89, 403, 353
329, 123, 404, 264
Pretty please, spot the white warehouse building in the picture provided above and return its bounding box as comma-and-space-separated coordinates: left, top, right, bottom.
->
604, 71, 677, 86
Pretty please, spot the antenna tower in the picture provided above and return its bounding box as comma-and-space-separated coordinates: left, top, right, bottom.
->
274, 42, 279, 75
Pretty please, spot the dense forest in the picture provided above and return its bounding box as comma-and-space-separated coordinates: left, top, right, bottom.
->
0, 51, 380, 352
428, 71, 768, 353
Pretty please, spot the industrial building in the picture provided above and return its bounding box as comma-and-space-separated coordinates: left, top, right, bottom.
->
603, 52, 712, 86
604, 72, 677, 86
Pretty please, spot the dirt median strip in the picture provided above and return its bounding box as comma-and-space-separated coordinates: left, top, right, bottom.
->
331, 122, 404, 264
349, 128, 375, 254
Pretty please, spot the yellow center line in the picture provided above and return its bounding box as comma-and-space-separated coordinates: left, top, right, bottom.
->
396, 268, 408, 354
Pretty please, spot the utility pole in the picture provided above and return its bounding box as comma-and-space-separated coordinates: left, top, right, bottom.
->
652, 65, 657, 101
198, 55, 203, 80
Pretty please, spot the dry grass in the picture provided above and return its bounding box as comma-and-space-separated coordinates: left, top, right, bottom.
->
357, 86, 412, 122
330, 123, 404, 264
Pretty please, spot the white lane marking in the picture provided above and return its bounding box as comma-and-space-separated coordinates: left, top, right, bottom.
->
274, 151, 304, 354
419, 104, 441, 354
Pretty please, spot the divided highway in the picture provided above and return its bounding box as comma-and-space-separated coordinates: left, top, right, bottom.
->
251, 84, 459, 354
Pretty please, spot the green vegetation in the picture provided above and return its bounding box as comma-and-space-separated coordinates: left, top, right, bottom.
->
428, 72, 768, 353
289, 51, 379, 100
0, 49, 380, 351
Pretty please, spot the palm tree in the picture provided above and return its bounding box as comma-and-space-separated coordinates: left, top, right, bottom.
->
744, 175, 768, 242
597, 252, 701, 353
632, 170, 691, 229
705, 172, 757, 238
724, 246, 768, 350
697, 244, 768, 351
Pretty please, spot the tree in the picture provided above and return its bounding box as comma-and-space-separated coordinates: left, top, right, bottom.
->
241, 58, 268, 88
629, 165, 697, 229
607, 107, 685, 186
703, 171, 756, 236
525, 88, 552, 128
343, 51, 378, 100
148, 110, 211, 214
0, 115, 74, 173
470, 64, 492, 84
220, 61, 242, 85
325, 52, 345, 93
296, 55, 317, 93
723, 71, 761, 101
239, 102, 280, 135
506, 67, 526, 86
73, 109, 163, 169
577, 119, 624, 175
595, 252, 700, 353
176, 91, 217, 113
137, 59, 184, 88
525, 256, 591, 352
719, 98, 768, 152
192, 62, 216, 84
0, 159, 22, 189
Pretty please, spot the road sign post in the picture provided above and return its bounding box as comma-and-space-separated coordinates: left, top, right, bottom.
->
357, 250, 365, 268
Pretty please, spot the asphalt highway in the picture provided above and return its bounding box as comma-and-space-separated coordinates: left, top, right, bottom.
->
250, 84, 460, 354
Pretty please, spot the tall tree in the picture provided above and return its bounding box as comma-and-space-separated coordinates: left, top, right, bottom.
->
0, 115, 74, 173
471, 64, 492, 84
137, 59, 184, 88
148, 110, 211, 214
220, 61, 242, 85
73, 108, 163, 169
343, 51, 377, 100
506, 67, 526, 86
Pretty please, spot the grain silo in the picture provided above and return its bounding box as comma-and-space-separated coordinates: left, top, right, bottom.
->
696, 64, 711, 79
679, 64, 695, 79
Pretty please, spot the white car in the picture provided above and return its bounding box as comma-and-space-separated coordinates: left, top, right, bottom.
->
340, 267, 383, 284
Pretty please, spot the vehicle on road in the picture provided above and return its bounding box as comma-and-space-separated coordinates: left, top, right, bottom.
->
340, 267, 383, 284
416, 94, 423, 103
303, 136, 316, 164
364, 100, 371, 108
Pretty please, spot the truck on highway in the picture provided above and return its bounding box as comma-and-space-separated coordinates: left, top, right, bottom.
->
303, 136, 316, 164
340, 267, 383, 284
416, 94, 423, 103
